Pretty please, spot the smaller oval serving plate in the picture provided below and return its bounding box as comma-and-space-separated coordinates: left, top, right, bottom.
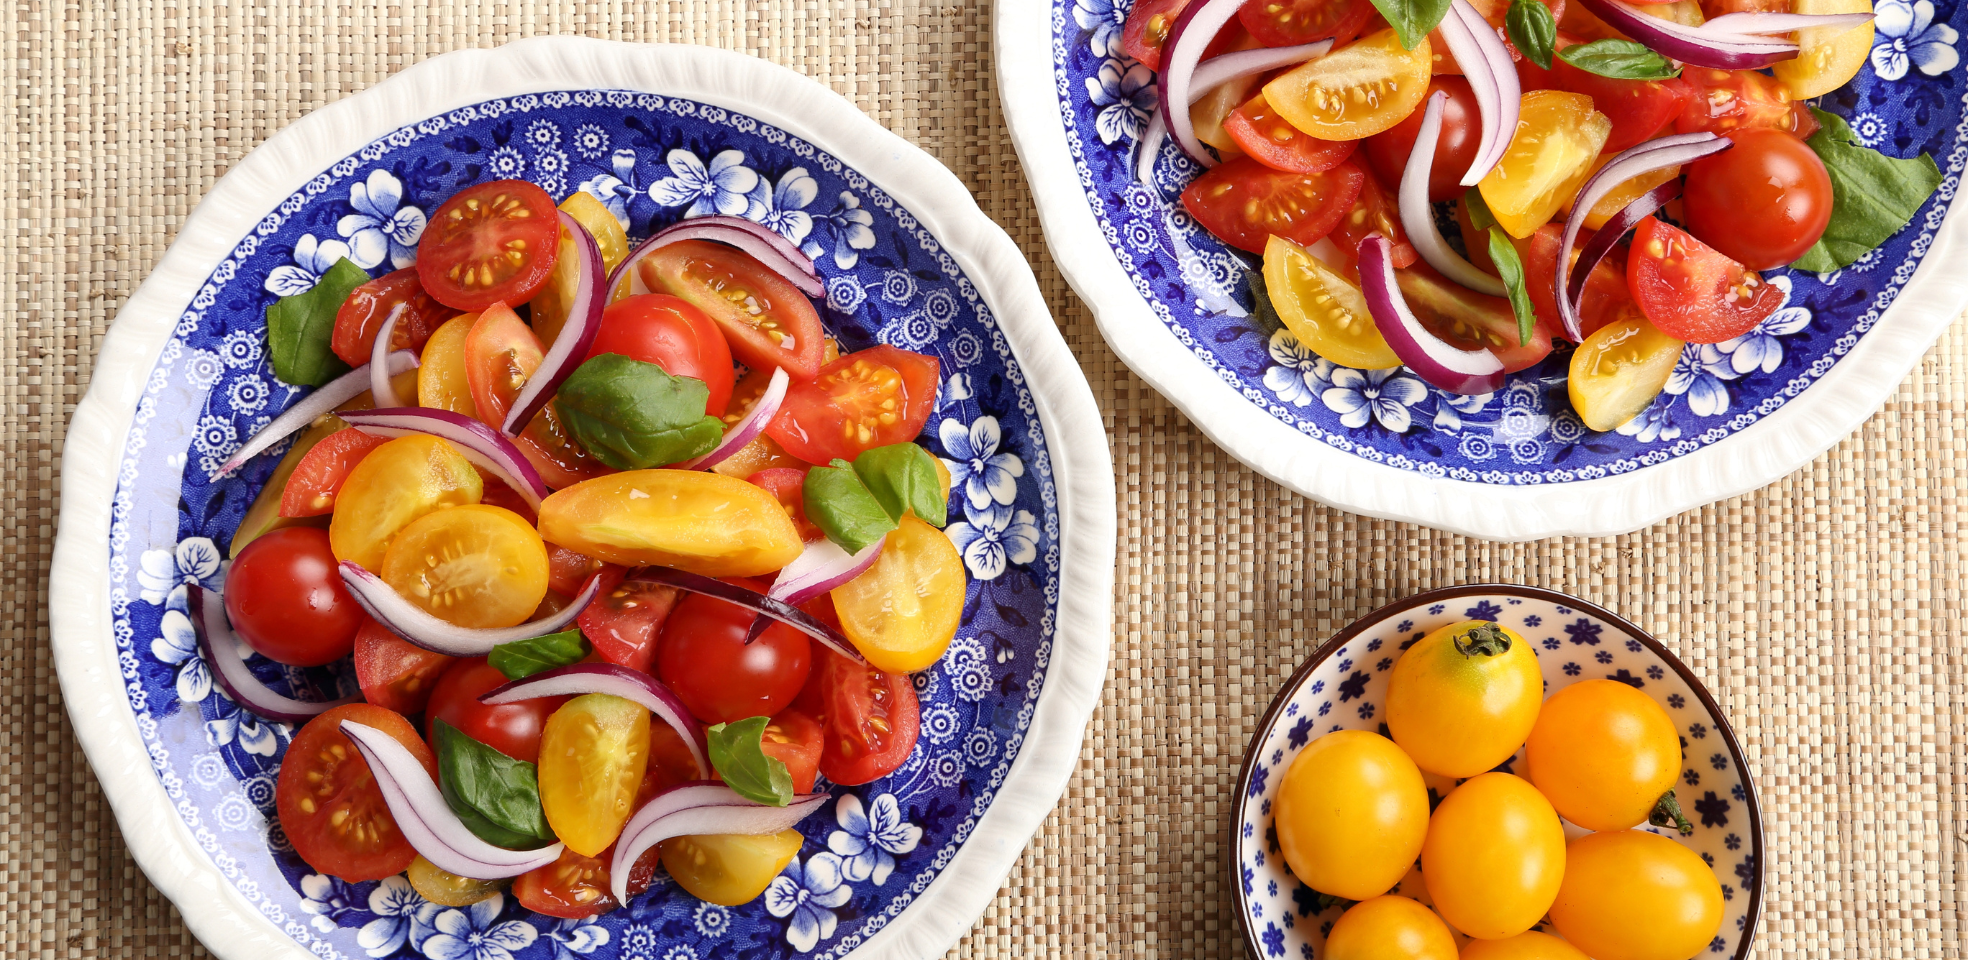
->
1232, 585, 1764, 959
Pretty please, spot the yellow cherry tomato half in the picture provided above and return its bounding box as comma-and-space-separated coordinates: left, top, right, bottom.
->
1263, 28, 1434, 141
660, 829, 805, 907
1275, 729, 1430, 900
1548, 830, 1724, 960
1262, 235, 1400, 369
1421, 772, 1565, 940
329, 434, 484, 571
1478, 91, 1611, 239
831, 515, 967, 673
1326, 895, 1458, 960
379, 504, 549, 630
1568, 315, 1683, 432
406, 855, 506, 907
417, 312, 481, 418
1458, 930, 1590, 960
532, 191, 634, 347
1526, 679, 1682, 830
1385, 619, 1543, 778
536, 469, 804, 577
538, 694, 650, 857
1772, 0, 1875, 99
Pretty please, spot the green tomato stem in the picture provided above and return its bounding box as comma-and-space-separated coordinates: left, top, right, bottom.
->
1649, 788, 1695, 836
1451, 622, 1513, 658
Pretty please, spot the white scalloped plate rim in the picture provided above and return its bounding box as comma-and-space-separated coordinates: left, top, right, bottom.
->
48, 37, 1116, 960
994, 0, 1968, 541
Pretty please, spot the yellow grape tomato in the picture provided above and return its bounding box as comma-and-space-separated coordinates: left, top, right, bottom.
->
832, 515, 966, 673
1478, 91, 1611, 239
1420, 772, 1565, 940
1458, 931, 1590, 960
660, 830, 805, 907
1548, 830, 1723, 960
1325, 896, 1458, 960
536, 469, 803, 577
1568, 315, 1683, 432
418, 312, 481, 418
379, 504, 549, 629
1263, 29, 1434, 141
1385, 619, 1543, 778
1262, 235, 1399, 369
329, 434, 484, 571
1274, 729, 1430, 900
538, 694, 650, 858
1525, 679, 1681, 830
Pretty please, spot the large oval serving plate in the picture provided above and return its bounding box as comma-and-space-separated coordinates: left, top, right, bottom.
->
49, 38, 1115, 960
998, 0, 1968, 540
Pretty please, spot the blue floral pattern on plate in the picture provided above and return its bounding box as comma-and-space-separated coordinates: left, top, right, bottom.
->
1052, 0, 1967, 483
105, 91, 1064, 959
1234, 588, 1764, 958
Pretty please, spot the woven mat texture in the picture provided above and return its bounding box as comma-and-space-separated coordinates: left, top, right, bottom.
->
5, 1, 1966, 957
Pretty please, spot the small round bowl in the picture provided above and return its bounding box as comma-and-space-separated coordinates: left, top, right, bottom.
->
1232, 585, 1764, 959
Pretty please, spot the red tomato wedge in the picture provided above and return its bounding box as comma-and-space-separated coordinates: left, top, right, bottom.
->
1122, 0, 1191, 71
1522, 224, 1639, 342
514, 847, 624, 920
1397, 261, 1555, 373
1238, 0, 1376, 47
766, 345, 940, 465
352, 618, 456, 714
1364, 76, 1482, 203
416, 180, 561, 312
279, 428, 390, 518
276, 704, 433, 882
588, 294, 737, 416
547, 544, 604, 596
809, 645, 920, 786
577, 566, 683, 675
331, 267, 461, 367
1628, 217, 1784, 344
638, 240, 825, 381
1180, 156, 1366, 255
1224, 94, 1359, 175
1326, 169, 1418, 269
463, 303, 613, 489
762, 708, 824, 795
1674, 68, 1818, 140
747, 467, 822, 542
1527, 36, 1691, 153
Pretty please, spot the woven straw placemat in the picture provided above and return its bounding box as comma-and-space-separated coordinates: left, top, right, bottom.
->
4, 2, 1963, 957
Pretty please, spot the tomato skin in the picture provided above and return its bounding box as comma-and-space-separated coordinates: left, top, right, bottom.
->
1458, 931, 1591, 960
747, 467, 823, 541
761, 708, 824, 794
276, 704, 434, 882
1239, 0, 1376, 47
424, 657, 568, 764
1674, 68, 1818, 139
1569, 314, 1684, 432
418, 312, 480, 419
1181, 156, 1367, 254
1548, 830, 1724, 960
661, 830, 805, 907
1396, 262, 1554, 373
639, 240, 825, 381
352, 618, 456, 714
1323, 895, 1457, 960
1121, 0, 1189, 70
831, 516, 967, 674
1684, 128, 1833, 270
513, 846, 621, 919
537, 470, 804, 576
1537, 39, 1691, 153
1274, 730, 1429, 900
809, 645, 920, 786
331, 267, 460, 368
1225, 93, 1360, 176
1420, 772, 1566, 939
588, 294, 737, 416
280, 428, 391, 518
576, 566, 683, 675
1386, 620, 1543, 778
225, 527, 366, 667
1520, 224, 1637, 342
1526, 679, 1681, 830
547, 545, 604, 597
1325, 168, 1418, 269
463, 302, 614, 489
417, 180, 562, 312
657, 578, 813, 725
1364, 76, 1481, 202
766, 346, 941, 466
1628, 217, 1785, 343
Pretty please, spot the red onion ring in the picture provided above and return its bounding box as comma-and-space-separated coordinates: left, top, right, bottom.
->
1132, 41, 1334, 183
210, 350, 419, 478
368, 303, 410, 408
676, 367, 789, 470
479, 663, 708, 781
339, 562, 602, 656
339, 407, 550, 511
767, 537, 883, 607
1436, 0, 1521, 185
1400, 91, 1507, 297
1359, 235, 1507, 396
187, 584, 358, 723
504, 212, 604, 437
624, 567, 865, 663
1574, 0, 1800, 67
606, 215, 823, 303
1155, 0, 1254, 167
608, 782, 829, 906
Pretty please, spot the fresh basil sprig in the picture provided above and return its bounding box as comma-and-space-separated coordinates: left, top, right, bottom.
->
1367, 0, 1457, 51
554, 354, 725, 469
488, 628, 590, 681
1464, 189, 1537, 346
267, 258, 369, 386
1506, 0, 1557, 69
853, 443, 948, 528
804, 459, 897, 553
1556, 39, 1681, 80
1791, 108, 1942, 273
433, 719, 557, 849
706, 716, 794, 807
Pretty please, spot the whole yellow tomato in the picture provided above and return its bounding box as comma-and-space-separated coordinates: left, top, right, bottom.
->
1274, 730, 1429, 900
1526, 679, 1682, 830
1421, 772, 1565, 939
1457, 931, 1590, 960
1386, 620, 1544, 778
1325, 895, 1457, 960
1547, 830, 1723, 960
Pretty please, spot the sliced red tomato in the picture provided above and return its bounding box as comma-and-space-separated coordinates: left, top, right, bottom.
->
331, 267, 460, 367
1223, 93, 1359, 175
1674, 68, 1818, 139
1522, 224, 1639, 342
416, 180, 560, 312
656, 578, 812, 725
576, 566, 683, 675
1325, 168, 1418, 269
547, 545, 604, 597
1700, 0, 1786, 18
352, 618, 456, 714
463, 302, 613, 489
1363, 76, 1482, 202
638, 240, 825, 381
765, 346, 940, 465
809, 645, 920, 786
1122, 0, 1189, 71
476, 475, 538, 526
1628, 216, 1784, 343
1181, 156, 1366, 254
1396, 261, 1555, 372
747, 467, 822, 542
588, 294, 737, 416
637, 720, 709, 799
1238, 0, 1375, 47
276, 704, 432, 881
424, 657, 568, 764
514, 847, 626, 919
762, 708, 824, 794
279, 428, 390, 518
1540, 37, 1691, 153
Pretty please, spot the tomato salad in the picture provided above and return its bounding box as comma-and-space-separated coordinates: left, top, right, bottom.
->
206, 180, 964, 916
1127, 0, 1938, 432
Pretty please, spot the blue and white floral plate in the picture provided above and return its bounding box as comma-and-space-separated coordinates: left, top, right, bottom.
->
1232, 586, 1764, 959
48, 39, 1116, 960
998, 0, 1968, 539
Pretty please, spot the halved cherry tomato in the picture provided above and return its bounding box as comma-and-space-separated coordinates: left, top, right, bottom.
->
463, 302, 612, 489
637, 720, 708, 799
1180, 156, 1366, 254
379, 503, 549, 630
231, 411, 348, 559
276, 704, 433, 881
1540, 39, 1690, 153
547, 545, 604, 596
1684, 128, 1833, 270
747, 467, 822, 541
1325, 168, 1417, 269
425, 656, 568, 764
1363, 76, 1481, 202
766, 346, 941, 465
405, 855, 504, 907
639, 239, 825, 381
416, 179, 561, 312
832, 517, 966, 673
762, 708, 824, 794
576, 565, 683, 674
1674, 68, 1819, 139
331, 267, 460, 367
227, 526, 366, 667
1238, 0, 1376, 47
1122, 0, 1190, 70
1478, 90, 1611, 239
1628, 216, 1783, 343
539, 693, 651, 857
417, 312, 480, 418
477, 475, 538, 526
1263, 28, 1434, 141
352, 617, 456, 714
1771, 0, 1875, 99
661, 830, 805, 907
531, 191, 634, 348
537, 470, 804, 576
1521, 223, 1639, 342
279, 428, 390, 518
1568, 314, 1684, 432
513, 846, 622, 919
1224, 93, 1359, 175
1262, 236, 1401, 370
1397, 261, 1555, 372
328, 434, 483, 571
657, 577, 813, 724
588, 294, 736, 415
810, 645, 920, 786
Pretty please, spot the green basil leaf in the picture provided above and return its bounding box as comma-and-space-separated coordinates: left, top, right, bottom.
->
266, 258, 368, 387
853, 443, 947, 528
705, 716, 793, 807
1556, 39, 1680, 80
1506, 0, 1556, 69
803, 459, 898, 553
433, 719, 557, 849
1369, 0, 1456, 51
488, 628, 590, 681
1488, 227, 1537, 347
1790, 107, 1943, 273
1464, 187, 1499, 233
554, 354, 725, 469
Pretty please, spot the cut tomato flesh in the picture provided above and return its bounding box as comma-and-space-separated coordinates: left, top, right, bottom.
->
1627, 217, 1783, 344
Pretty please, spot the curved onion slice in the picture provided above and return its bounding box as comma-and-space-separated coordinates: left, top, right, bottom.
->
341, 720, 567, 879
1701, 10, 1875, 34
1400, 91, 1507, 297
186, 584, 358, 723
1156, 0, 1255, 166
479, 663, 709, 780
1574, 0, 1801, 67
605, 215, 823, 304
1556, 133, 1731, 339
624, 567, 866, 663
1359, 235, 1506, 396
338, 407, 550, 511
608, 782, 828, 906
1133, 41, 1334, 183
1570, 177, 1683, 320
1435, 0, 1521, 185
210, 350, 419, 478
768, 538, 883, 607
340, 562, 601, 656
676, 367, 789, 470
369, 303, 410, 408
504, 212, 604, 437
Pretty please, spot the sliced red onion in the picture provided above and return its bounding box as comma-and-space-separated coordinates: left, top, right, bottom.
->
1134, 111, 1169, 184
1700, 10, 1875, 34
1567, 178, 1683, 333
369, 303, 410, 408
608, 782, 829, 905
210, 350, 419, 478
1436, 0, 1521, 185
187, 584, 358, 723
624, 567, 866, 663
607, 215, 822, 304
1156, 0, 1252, 167
1575, 0, 1800, 67
1131, 41, 1333, 183
1556, 133, 1730, 339
339, 407, 550, 511
1401, 92, 1508, 298
504, 213, 604, 437
340, 562, 601, 655
480, 663, 708, 781
1359, 235, 1506, 396
341, 720, 567, 879
676, 367, 790, 470
769, 538, 883, 607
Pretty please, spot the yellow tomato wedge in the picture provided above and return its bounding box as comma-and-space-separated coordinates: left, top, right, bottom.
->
660, 830, 805, 907
329, 434, 484, 570
1478, 90, 1611, 238
532, 192, 634, 347
536, 469, 803, 577
406, 855, 505, 907
1262, 235, 1399, 369
832, 516, 966, 673
1563, 157, 1681, 231
538, 694, 650, 858
1568, 315, 1684, 432
1637, 0, 1704, 25
1773, 0, 1876, 99
379, 504, 549, 629
1263, 29, 1433, 141
418, 312, 480, 418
